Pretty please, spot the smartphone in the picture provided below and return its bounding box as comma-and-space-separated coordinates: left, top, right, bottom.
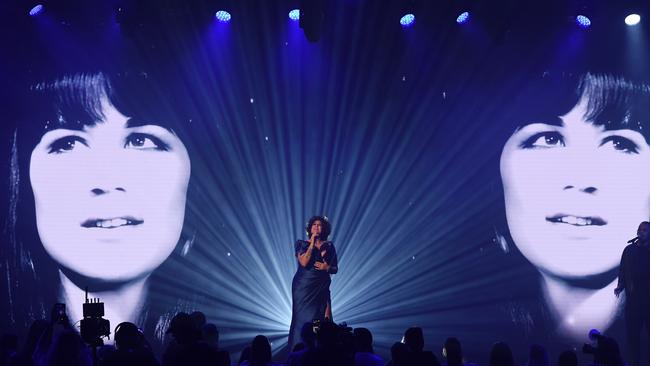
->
312, 319, 321, 334
53, 303, 66, 323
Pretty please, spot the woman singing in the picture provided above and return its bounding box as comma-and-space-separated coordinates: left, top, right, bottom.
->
287, 216, 339, 351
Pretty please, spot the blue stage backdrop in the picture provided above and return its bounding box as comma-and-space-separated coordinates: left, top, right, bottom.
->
2, 0, 650, 363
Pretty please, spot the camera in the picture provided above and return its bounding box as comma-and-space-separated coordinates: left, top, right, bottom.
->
311, 319, 352, 336
79, 289, 110, 347
582, 329, 622, 365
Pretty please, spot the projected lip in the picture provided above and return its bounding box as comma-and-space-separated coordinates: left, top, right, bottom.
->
545, 214, 607, 227
81, 216, 144, 229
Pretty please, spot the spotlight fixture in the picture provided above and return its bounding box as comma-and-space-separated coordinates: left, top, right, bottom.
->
215, 10, 231, 23
289, 9, 300, 21
625, 14, 641, 26
29, 4, 44, 16
400, 13, 415, 27
456, 11, 470, 24
575, 15, 591, 28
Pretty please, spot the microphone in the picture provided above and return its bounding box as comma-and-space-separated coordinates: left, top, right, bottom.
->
628, 236, 639, 243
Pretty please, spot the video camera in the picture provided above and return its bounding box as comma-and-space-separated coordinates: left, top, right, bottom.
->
79, 287, 110, 347
312, 319, 353, 335
582, 329, 622, 365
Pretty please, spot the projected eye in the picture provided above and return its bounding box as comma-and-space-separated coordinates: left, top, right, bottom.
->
600, 136, 639, 154
125, 133, 170, 151
47, 136, 88, 154
519, 131, 565, 149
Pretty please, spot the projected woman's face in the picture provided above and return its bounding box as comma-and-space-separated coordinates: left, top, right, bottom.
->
501, 98, 650, 278
30, 99, 191, 282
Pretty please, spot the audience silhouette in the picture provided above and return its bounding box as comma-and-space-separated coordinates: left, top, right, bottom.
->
161, 312, 222, 366
3, 305, 639, 366
386, 342, 409, 366
202, 323, 230, 366
41, 330, 91, 366
526, 344, 549, 366
489, 342, 515, 366
190, 311, 207, 331
7, 320, 48, 366
99, 322, 158, 366
557, 350, 578, 366
443, 337, 463, 366
287, 322, 316, 366
241, 335, 274, 366
353, 327, 384, 366
238, 345, 252, 366
404, 327, 441, 366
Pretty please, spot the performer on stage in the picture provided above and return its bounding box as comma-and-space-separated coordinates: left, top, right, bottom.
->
615, 221, 650, 366
288, 216, 339, 351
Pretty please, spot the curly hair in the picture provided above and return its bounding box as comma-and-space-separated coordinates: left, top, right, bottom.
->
305, 215, 332, 240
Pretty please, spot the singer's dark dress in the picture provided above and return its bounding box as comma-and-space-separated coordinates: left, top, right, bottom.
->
288, 240, 338, 351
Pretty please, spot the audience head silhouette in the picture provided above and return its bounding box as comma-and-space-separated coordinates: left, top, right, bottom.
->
404, 327, 425, 352
527, 344, 549, 366
44, 330, 90, 366
191, 311, 207, 331
444, 337, 463, 366
300, 321, 316, 349
490, 342, 514, 366
167, 312, 198, 344
202, 323, 220, 346
354, 327, 374, 353
558, 350, 578, 366
114, 322, 142, 350
249, 335, 272, 366
390, 341, 409, 365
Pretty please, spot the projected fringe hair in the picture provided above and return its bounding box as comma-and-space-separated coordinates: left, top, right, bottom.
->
503, 72, 650, 140
579, 73, 650, 137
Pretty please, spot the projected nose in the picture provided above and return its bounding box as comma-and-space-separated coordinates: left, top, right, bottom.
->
563, 185, 597, 194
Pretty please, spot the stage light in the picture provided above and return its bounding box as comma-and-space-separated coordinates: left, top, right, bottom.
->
625, 14, 641, 26
456, 11, 470, 24
400, 14, 415, 27
575, 15, 591, 28
29, 4, 44, 16
215, 10, 231, 23
289, 9, 300, 21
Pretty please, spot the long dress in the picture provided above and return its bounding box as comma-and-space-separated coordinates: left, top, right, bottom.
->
287, 240, 338, 351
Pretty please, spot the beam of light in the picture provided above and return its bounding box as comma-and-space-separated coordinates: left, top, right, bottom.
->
29, 4, 44, 16
456, 12, 470, 24
625, 14, 641, 26
576, 15, 591, 29
159, 2, 512, 358
289, 9, 300, 22
215, 10, 232, 23
400, 14, 415, 27
142, 0, 524, 360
